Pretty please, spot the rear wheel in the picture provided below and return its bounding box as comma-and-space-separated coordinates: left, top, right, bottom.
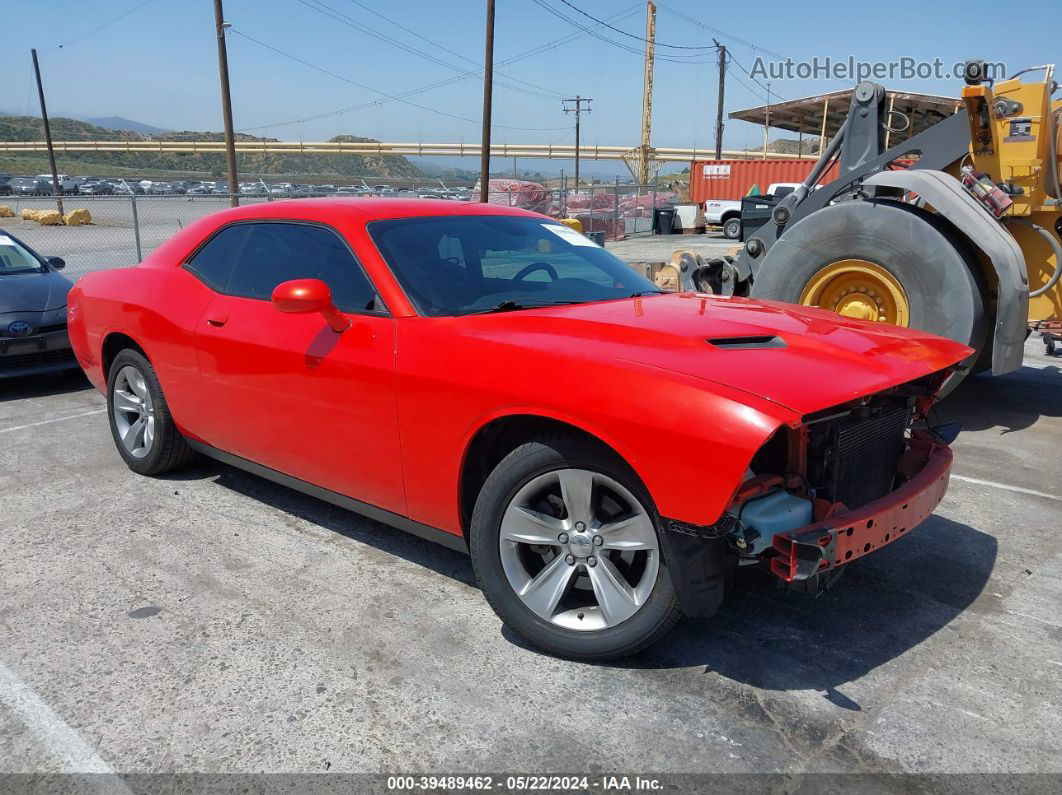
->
722, 216, 741, 240
107, 349, 195, 476
751, 199, 988, 390
470, 435, 681, 660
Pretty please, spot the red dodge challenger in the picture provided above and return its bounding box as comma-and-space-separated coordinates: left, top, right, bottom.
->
68, 199, 970, 659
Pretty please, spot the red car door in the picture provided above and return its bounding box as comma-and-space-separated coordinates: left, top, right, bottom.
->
189, 221, 405, 515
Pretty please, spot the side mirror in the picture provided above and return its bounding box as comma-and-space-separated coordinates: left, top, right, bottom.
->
47, 256, 65, 270
271, 278, 350, 332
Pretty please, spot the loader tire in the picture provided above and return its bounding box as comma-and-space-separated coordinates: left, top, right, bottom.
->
751, 199, 988, 390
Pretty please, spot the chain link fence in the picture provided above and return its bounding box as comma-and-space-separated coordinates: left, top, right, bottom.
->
1, 184, 683, 280
492, 182, 680, 242
1, 194, 277, 278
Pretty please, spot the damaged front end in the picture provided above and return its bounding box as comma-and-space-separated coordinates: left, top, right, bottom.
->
728, 369, 957, 590
769, 432, 951, 583
660, 368, 959, 614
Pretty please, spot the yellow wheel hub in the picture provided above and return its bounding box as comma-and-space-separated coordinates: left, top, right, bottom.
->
799, 259, 910, 326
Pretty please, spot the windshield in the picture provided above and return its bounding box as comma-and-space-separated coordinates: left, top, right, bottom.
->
0, 234, 44, 274
369, 216, 662, 316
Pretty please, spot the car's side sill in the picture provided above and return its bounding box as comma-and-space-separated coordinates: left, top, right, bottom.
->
186, 440, 469, 554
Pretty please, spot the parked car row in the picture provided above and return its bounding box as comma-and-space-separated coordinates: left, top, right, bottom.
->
0, 173, 476, 200
0, 174, 97, 196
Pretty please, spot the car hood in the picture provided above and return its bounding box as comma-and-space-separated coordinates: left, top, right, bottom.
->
0, 270, 73, 313
468, 293, 972, 416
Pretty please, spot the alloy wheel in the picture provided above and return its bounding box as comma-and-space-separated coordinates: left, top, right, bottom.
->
111, 365, 156, 459
498, 468, 660, 631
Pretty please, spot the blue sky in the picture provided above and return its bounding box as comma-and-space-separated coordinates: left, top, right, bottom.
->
4, 0, 1061, 176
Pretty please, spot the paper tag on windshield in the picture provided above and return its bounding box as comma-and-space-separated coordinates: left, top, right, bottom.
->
0, 236, 15, 247
542, 223, 598, 247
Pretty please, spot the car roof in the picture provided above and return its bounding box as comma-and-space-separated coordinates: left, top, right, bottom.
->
201, 197, 545, 224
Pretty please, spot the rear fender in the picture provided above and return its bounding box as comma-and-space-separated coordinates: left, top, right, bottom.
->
863, 170, 1029, 375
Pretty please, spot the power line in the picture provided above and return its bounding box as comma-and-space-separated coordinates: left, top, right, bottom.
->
727, 69, 769, 103
229, 29, 567, 132
530, 0, 664, 59
554, 0, 714, 50
529, 0, 716, 64
241, 4, 641, 133
503, 3, 642, 61
343, 0, 562, 102
726, 50, 786, 102
45, 0, 158, 51
655, 3, 786, 59
297, 0, 563, 101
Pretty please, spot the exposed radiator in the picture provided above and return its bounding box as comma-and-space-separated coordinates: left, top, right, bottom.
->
810, 405, 912, 509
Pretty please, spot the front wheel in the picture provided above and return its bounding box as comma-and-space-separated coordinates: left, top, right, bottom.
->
470, 435, 681, 660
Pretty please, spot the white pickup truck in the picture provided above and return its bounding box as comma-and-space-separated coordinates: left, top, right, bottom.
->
704, 182, 801, 239
34, 174, 82, 195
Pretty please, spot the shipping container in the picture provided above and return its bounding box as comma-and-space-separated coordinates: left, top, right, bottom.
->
689, 159, 840, 203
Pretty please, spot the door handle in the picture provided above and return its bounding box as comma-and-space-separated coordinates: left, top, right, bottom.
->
206, 313, 228, 327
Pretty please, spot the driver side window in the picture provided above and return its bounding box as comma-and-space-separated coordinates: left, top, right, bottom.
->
187, 221, 384, 314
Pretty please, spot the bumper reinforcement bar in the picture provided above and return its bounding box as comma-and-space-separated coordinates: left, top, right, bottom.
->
770, 443, 953, 582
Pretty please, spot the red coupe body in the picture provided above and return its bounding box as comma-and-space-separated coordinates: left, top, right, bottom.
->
68, 199, 970, 600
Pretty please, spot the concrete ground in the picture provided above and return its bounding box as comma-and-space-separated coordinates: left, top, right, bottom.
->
606, 231, 736, 263
1, 339, 1060, 782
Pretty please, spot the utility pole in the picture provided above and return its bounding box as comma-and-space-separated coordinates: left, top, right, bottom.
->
713, 39, 726, 160
638, 0, 656, 185
30, 49, 63, 216
213, 0, 239, 207
479, 0, 496, 203
562, 96, 591, 190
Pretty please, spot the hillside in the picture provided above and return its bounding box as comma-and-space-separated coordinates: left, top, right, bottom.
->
732, 137, 823, 158
766, 137, 822, 155
0, 116, 423, 181
0, 115, 143, 143
84, 116, 168, 135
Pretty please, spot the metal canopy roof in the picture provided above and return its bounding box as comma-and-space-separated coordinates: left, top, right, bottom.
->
729, 88, 961, 143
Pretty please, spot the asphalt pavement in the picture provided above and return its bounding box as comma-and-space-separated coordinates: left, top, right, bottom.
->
1, 338, 1059, 783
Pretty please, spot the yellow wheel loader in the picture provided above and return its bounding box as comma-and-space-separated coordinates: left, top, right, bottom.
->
687, 61, 1062, 388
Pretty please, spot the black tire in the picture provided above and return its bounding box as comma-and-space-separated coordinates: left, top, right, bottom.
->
722, 216, 741, 240
470, 434, 682, 661
751, 199, 988, 385
106, 349, 195, 476
1047, 336, 1057, 356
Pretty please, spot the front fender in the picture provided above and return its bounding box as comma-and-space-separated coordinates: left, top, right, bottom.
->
459, 375, 791, 529
864, 170, 1029, 375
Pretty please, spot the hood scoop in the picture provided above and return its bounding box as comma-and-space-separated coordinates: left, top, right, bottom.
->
706, 335, 786, 350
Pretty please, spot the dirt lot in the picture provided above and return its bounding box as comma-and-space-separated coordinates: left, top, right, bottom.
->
1, 337, 1059, 784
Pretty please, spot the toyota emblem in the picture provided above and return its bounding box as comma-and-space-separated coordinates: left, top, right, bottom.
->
7, 321, 33, 337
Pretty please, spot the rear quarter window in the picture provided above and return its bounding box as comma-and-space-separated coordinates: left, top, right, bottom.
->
184, 225, 250, 291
